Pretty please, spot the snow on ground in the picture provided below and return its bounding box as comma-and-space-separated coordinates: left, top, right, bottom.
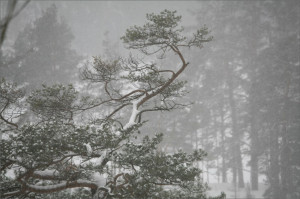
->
207, 183, 267, 199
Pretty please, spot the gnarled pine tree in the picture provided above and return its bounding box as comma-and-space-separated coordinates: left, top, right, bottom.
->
0, 10, 224, 199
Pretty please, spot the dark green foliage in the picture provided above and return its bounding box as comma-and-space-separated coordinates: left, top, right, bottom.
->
0, 78, 25, 128
82, 56, 121, 83
27, 84, 78, 122
121, 9, 212, 56
0, 83, 213, 198
0, 78, 24, 105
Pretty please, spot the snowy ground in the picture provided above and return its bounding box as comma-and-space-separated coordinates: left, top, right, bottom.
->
207, 183, 268, 199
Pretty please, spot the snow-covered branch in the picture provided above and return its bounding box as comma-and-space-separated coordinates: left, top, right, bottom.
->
32, 169, 60, 180
25, 180, 97, 194
123, 99, 141, 130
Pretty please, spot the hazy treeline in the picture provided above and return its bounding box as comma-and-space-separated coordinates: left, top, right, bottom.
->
151, 2, 299, 199
1, 1, 299, 199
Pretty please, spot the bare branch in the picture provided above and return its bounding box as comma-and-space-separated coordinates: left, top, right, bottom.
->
0, 0, 30, 48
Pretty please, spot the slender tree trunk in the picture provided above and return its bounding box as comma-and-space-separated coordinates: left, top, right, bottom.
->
227, 71, 244, 188
194, 128, 200, 171
250, 150, 259, 190
219, 98, 227, 183
280, 72, 291, 199
212, 110, 221, 183
217, 157, 220, 183
207, 161, 210, 184
249, 88, 259, 190
269, 124, 281, 199
232, 163, 237, 186
280, 126, 291, 199
236, 145, 244, 188
246, 8, 261, 191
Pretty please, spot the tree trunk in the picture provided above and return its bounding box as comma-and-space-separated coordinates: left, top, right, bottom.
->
236, 144, 244, 188
249, 88, 259, 190
269, 125, 281, 199
280, 71, 292, 199
227, 70, 244, 188
280, 133, 291, 199
250, 151, 259, 190
219, 97, 227, 183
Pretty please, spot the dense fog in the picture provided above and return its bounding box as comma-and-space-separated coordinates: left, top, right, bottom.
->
1, 1, 299, 199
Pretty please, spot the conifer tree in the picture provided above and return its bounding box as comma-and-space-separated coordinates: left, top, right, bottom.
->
7, 5, 80, 88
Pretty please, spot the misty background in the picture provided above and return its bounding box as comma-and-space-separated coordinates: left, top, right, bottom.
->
1, 1, 299, 199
